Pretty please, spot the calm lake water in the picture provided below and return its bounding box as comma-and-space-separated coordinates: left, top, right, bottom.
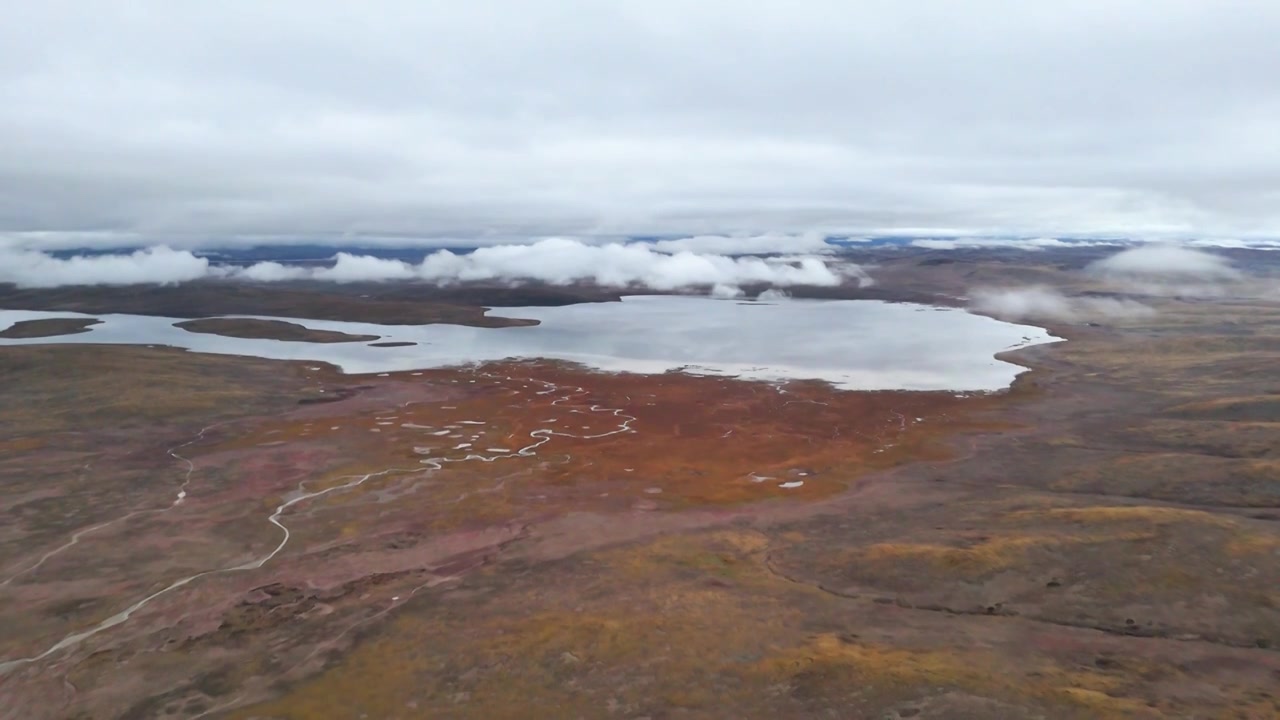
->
0, 295, 1059, 391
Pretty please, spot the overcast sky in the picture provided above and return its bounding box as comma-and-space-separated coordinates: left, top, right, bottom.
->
3, 0, 1280, 249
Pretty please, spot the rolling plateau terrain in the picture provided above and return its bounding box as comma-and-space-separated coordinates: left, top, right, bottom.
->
1, 247, 1278, 719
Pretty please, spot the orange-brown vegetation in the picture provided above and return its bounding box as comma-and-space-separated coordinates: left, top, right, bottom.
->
236, 526, 1279, 720
205, 360, 1010, 531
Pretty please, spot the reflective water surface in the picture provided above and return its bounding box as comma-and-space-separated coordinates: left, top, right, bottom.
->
0, 296, 1059, 391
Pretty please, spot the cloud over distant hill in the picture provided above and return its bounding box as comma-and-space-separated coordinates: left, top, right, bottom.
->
968, 244, 1258, 322
1087, 245, 1245, 297
1088, 245, 1241, 281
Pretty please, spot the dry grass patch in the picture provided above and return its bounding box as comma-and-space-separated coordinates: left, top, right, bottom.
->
854, 530, 1153, 578
751, 633, 1151, 718
1167, 396, 1280, 422
1010, 505, 1236, 527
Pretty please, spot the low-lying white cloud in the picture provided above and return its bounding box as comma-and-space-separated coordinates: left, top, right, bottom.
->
0, 246, 212, 288
1088, 244, 1241, 280
0, 239, 862, 293
971, 246, 1263, 319
1087, 244, 1246, 297
710, 284, 745, 299
970, 286, 1154, 323
313, 253, 418, 283
234, 261, 309, 282
333, 239, 851, 289
756, 289, 792, 302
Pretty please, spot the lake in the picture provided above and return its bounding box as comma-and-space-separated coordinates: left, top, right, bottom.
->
0, 295, 1059, 391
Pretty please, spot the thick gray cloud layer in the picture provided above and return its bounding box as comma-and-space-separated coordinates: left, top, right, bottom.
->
4, 1, 1280, 247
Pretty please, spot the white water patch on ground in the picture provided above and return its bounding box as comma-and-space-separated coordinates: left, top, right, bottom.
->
0, 296, 1060, 391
